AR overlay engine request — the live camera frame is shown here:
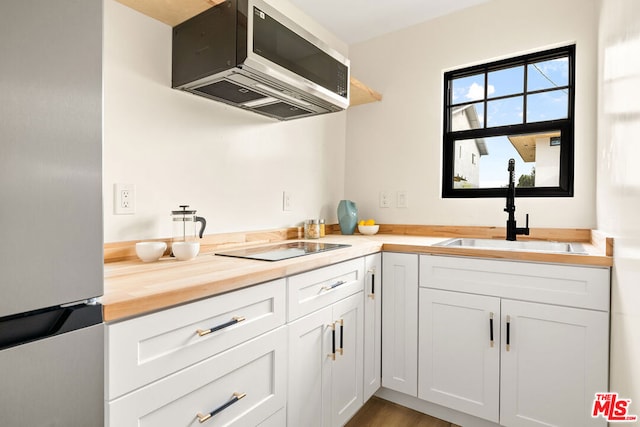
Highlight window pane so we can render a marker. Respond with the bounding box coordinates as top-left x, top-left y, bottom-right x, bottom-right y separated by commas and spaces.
450, 103, 484, 131
527, 58, 569, 91
451, 73, 485, 104
488, 66, 524, 98
487, 96, 523, 127
453, 138, 490, 188
527, 90, 568, 122
452, 131, 561, 189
